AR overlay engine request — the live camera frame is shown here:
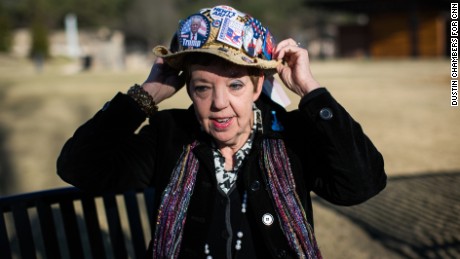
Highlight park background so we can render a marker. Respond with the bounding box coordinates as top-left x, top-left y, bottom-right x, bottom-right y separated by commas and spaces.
0, 0, 458, 258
